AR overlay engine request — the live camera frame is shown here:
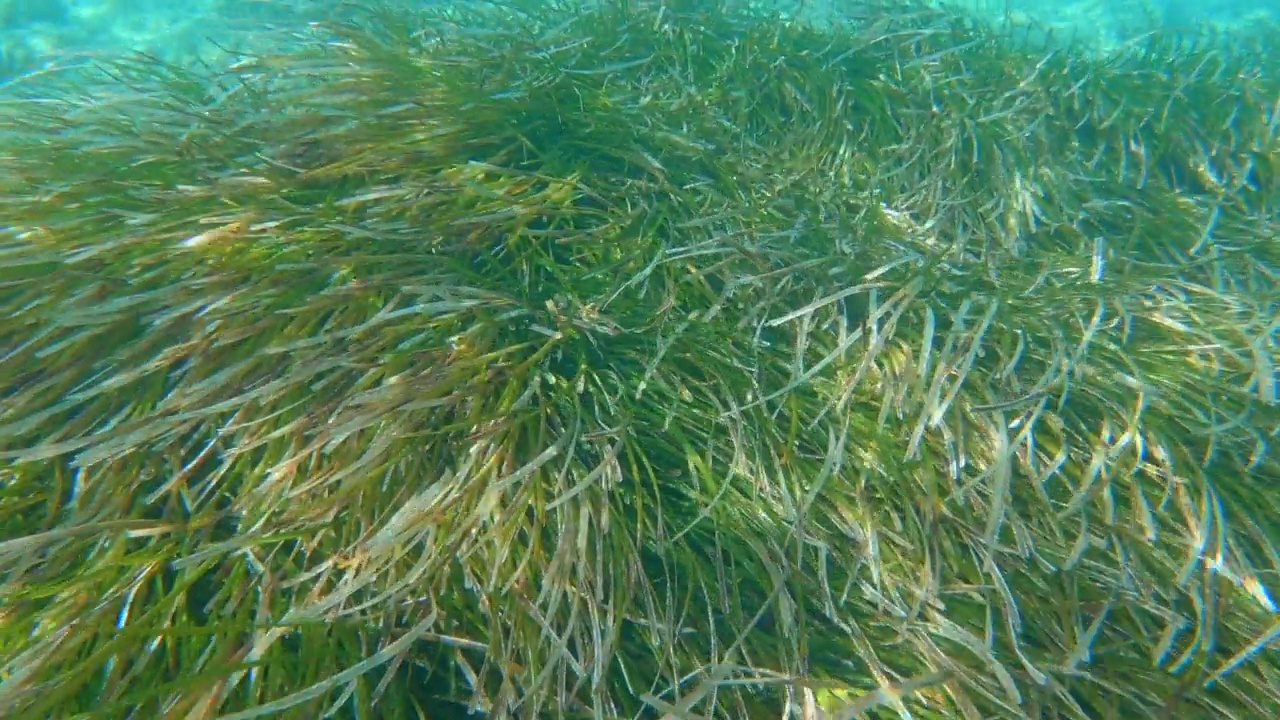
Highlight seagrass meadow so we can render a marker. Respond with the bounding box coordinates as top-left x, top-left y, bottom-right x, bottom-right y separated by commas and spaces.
1, 0, 1279, 718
